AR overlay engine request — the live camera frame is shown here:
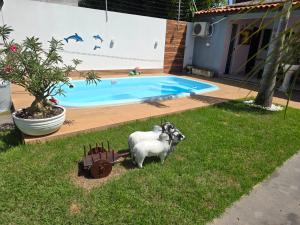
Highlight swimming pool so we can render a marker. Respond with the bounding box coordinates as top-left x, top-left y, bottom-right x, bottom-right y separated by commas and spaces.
56, 76, 218, 107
